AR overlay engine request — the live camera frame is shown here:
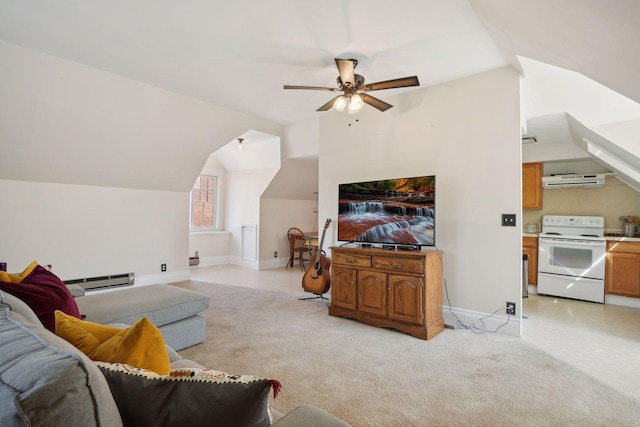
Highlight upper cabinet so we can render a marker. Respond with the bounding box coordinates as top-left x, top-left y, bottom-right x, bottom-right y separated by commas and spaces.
522, 162, 543, 210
